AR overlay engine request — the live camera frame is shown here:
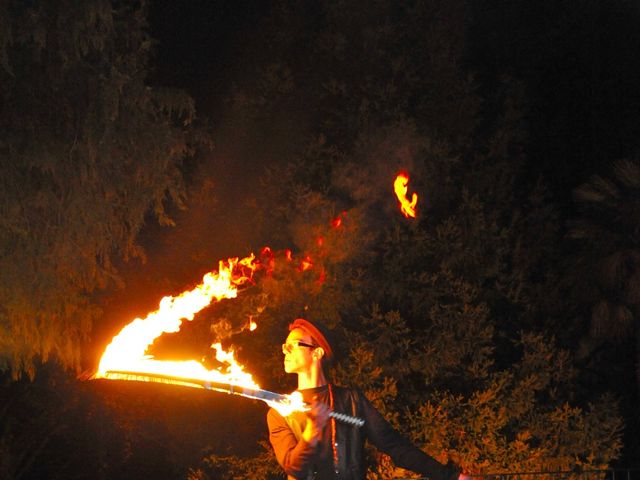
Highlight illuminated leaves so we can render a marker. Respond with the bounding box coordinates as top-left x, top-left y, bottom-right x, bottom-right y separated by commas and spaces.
406, 335, 621, 472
